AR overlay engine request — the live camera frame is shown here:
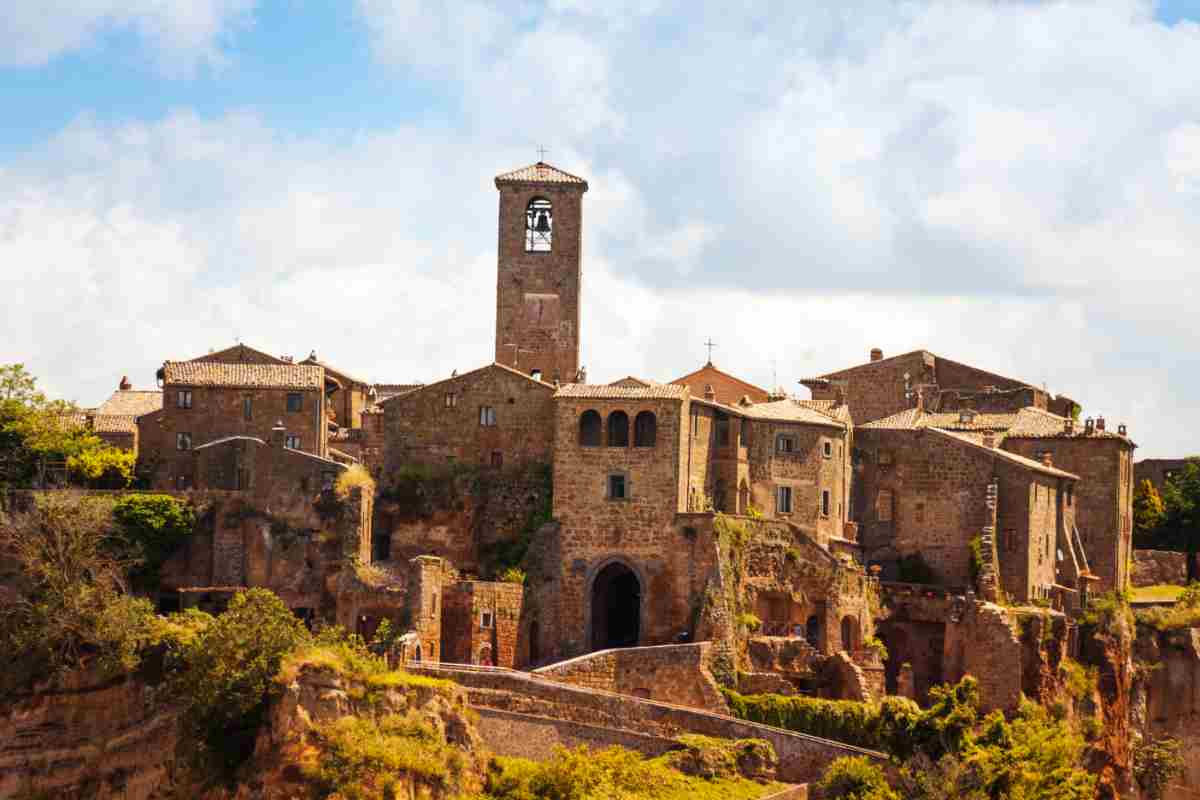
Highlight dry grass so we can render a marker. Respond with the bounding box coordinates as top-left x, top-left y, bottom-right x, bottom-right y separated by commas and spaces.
335, 463, 376, 499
